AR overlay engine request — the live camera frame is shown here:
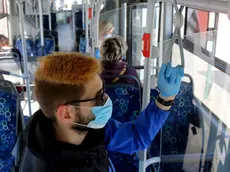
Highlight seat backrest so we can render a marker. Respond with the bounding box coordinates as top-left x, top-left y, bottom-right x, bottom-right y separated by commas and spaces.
79, 34, 86, 54
0, 80, 18, 155
14, 36, 34, 57
43, 30, 59, 51
104, 75, 141, 123
105, 84, 141, 172
105, 86, 141, 123
44, 37, 55, 55
35, 35, 55, 56
104, 76, 141, 172
150, 75, 198, 171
